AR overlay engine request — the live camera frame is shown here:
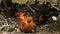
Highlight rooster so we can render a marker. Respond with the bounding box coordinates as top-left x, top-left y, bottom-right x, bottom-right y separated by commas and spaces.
19, 12, 36, 33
